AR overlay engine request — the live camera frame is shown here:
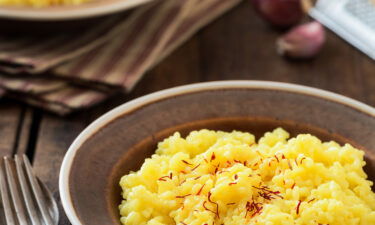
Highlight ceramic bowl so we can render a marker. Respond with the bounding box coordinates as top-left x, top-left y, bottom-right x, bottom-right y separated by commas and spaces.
0, 0, 153, 33
59, 81, 375, 225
